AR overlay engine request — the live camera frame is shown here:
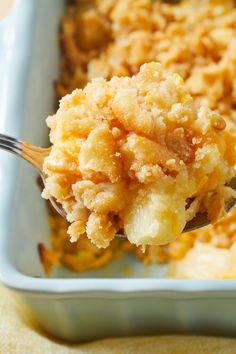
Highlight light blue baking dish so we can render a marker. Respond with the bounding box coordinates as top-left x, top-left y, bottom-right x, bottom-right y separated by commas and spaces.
1, 0, 236, 342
